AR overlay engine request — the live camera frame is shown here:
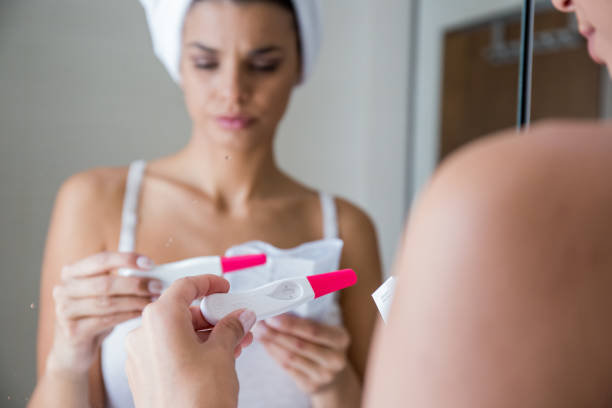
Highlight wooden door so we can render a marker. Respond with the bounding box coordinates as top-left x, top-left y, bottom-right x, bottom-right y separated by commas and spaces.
439, 7, 602, 161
